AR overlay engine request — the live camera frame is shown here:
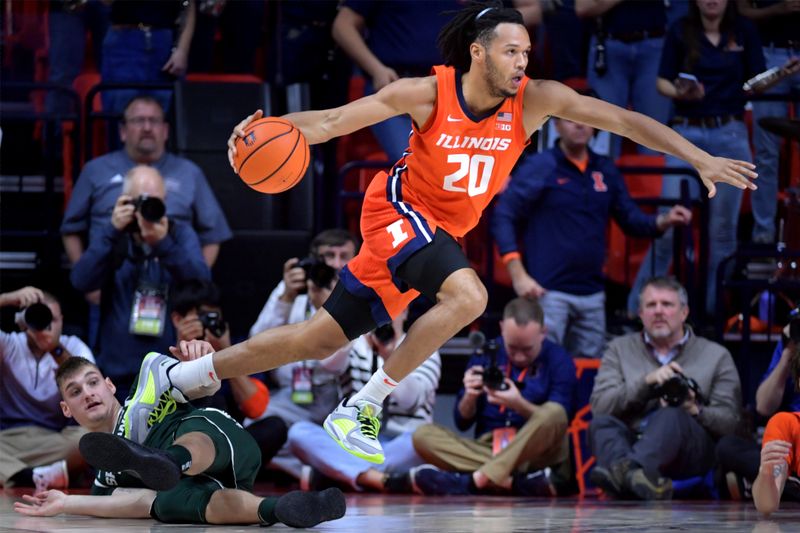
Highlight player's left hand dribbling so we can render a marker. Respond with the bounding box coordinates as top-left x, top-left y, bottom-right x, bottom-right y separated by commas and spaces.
697, 156, 757, 198
227, 109, 264, 170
